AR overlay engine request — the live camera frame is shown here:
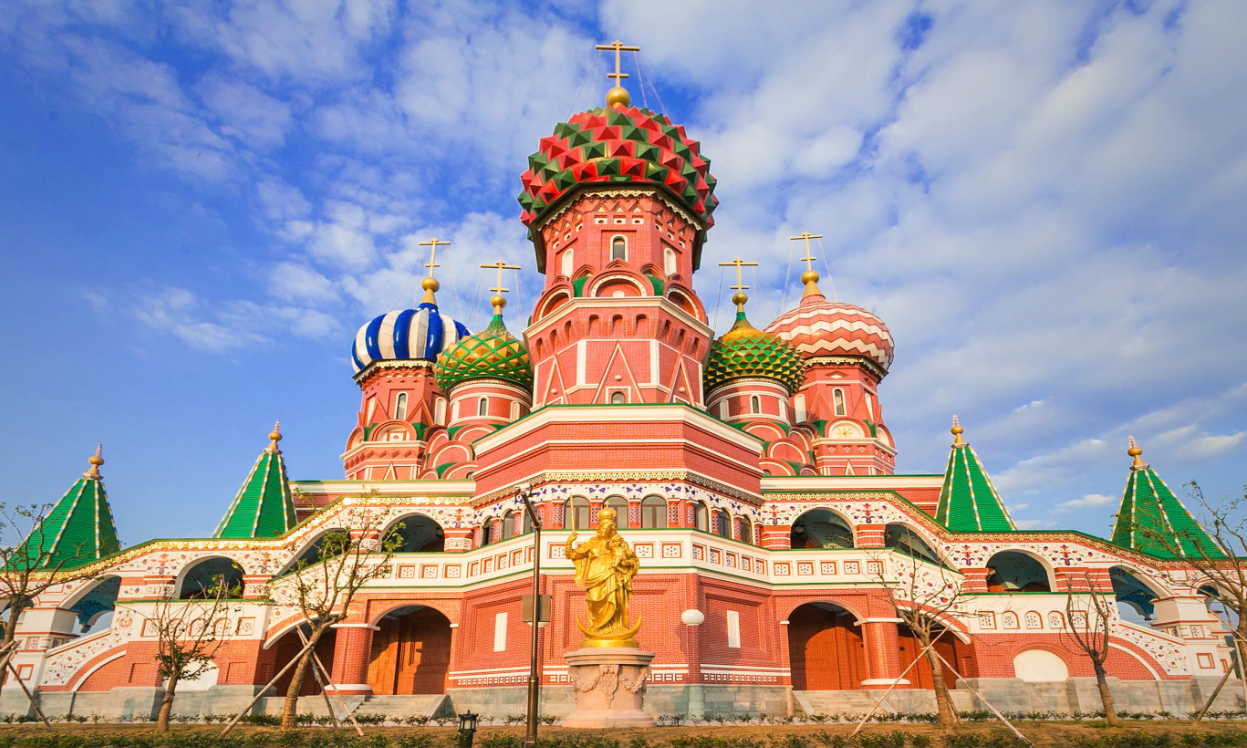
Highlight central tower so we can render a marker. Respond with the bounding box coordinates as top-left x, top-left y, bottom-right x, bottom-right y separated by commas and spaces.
518, 44, 719, 409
